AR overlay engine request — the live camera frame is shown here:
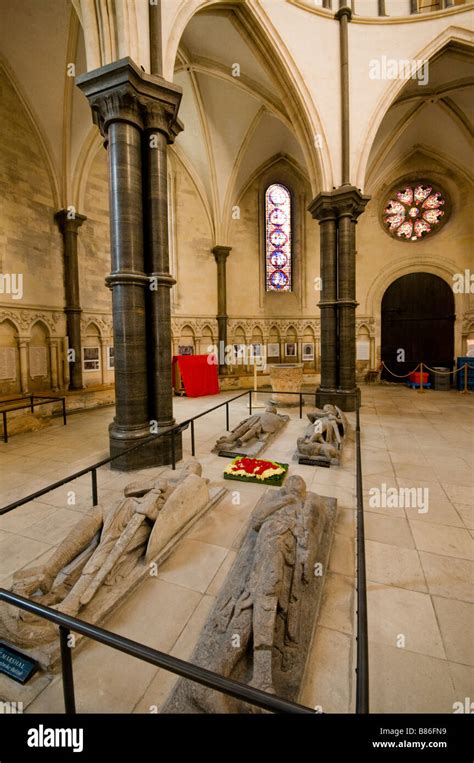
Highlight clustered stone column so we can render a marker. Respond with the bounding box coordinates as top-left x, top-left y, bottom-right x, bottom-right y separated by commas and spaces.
213, 245, 231, 374
77, 58, 183, 470
309, 187, 369, 412
54, 210, 87, 390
